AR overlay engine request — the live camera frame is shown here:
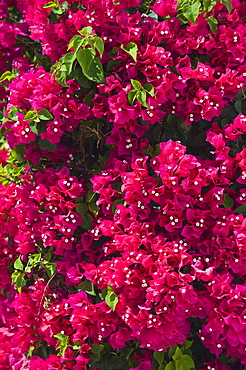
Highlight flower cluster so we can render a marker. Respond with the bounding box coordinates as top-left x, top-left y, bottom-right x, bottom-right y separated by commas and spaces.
1, 0, 246, 369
